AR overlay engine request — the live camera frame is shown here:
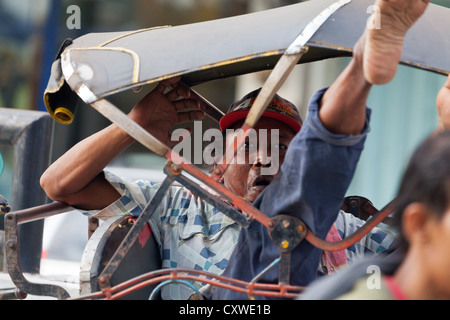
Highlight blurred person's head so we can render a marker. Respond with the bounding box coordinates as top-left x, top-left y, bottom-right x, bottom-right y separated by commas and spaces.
392, 129, 450, 299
